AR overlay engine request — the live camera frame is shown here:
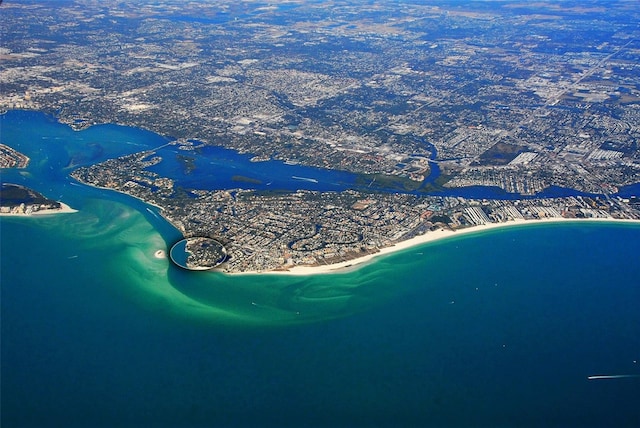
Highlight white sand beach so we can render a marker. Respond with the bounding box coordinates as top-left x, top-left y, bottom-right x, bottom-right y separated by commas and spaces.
0, 202, 78, 217
242, 216, 640, 276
